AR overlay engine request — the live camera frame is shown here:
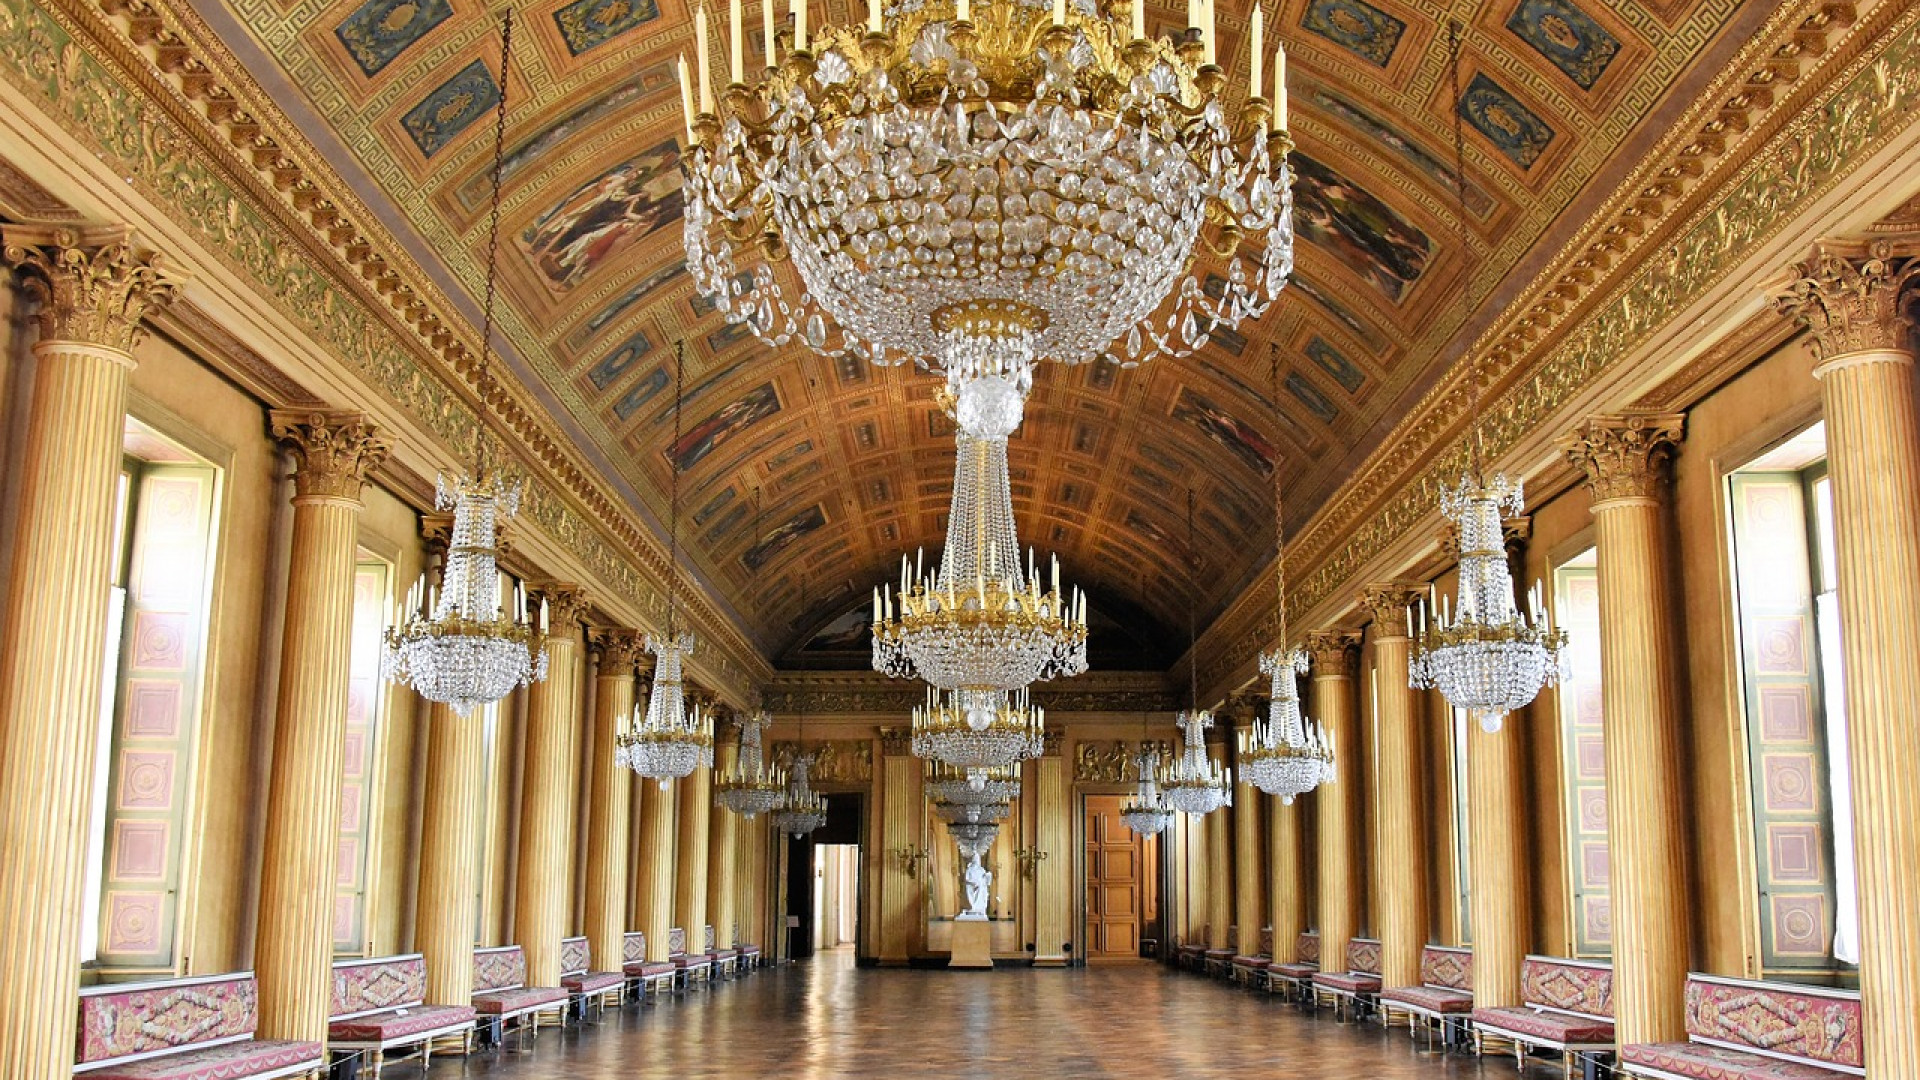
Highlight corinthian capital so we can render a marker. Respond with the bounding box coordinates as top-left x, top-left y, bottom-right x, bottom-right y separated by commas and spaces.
1560, 413, 1685, 505
590, 627, 645, 677
3, 223, 183, 354
530, 582, 591, 631
269, 409, 389, 502
1774, 241, 1920, 363
1361, 582, 1423, 639
1304, 629, 1362, 677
